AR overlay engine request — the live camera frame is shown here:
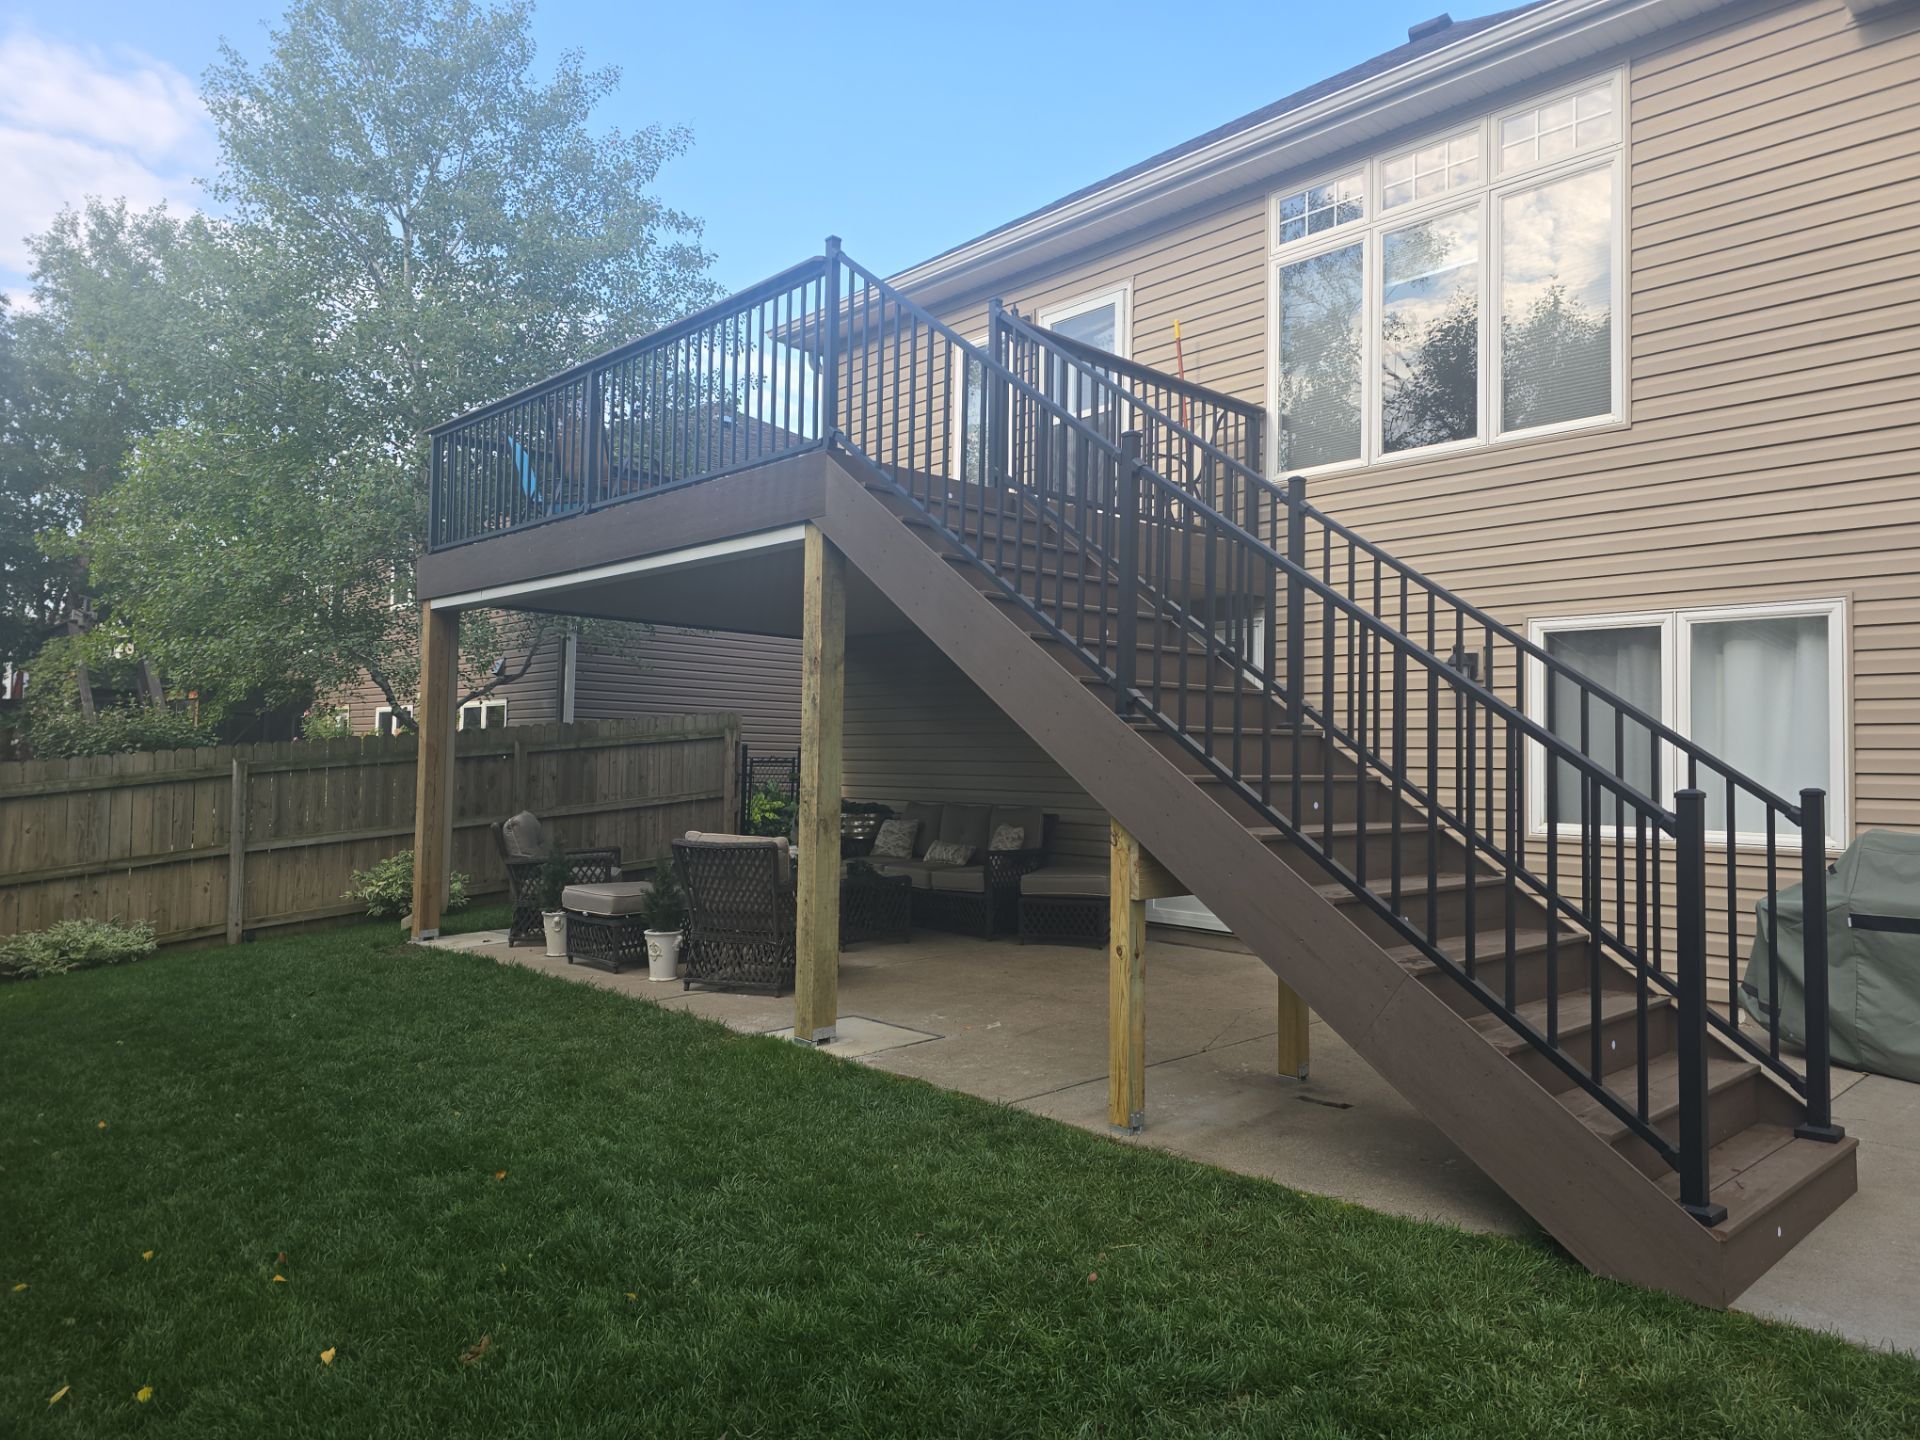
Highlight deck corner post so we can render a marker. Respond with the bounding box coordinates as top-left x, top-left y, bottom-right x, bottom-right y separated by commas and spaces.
1276, 979, 1310, 1081
794, 523, 846, 1045
410, 601, 461, 942
1108, 819, 1147, 1133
